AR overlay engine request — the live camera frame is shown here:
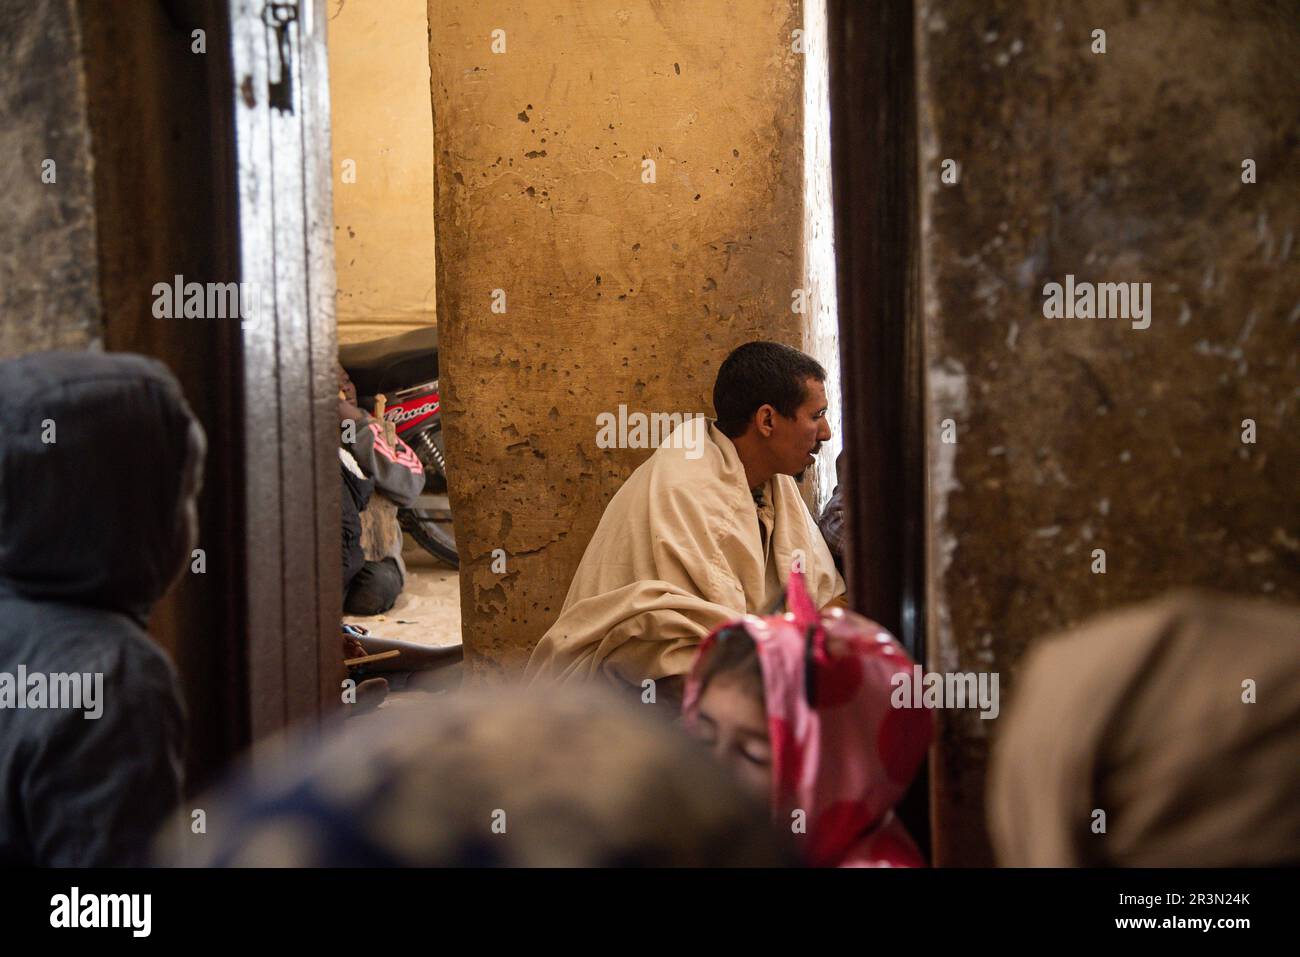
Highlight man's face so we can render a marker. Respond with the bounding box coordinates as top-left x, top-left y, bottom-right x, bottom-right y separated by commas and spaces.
769, 377, 831, 478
